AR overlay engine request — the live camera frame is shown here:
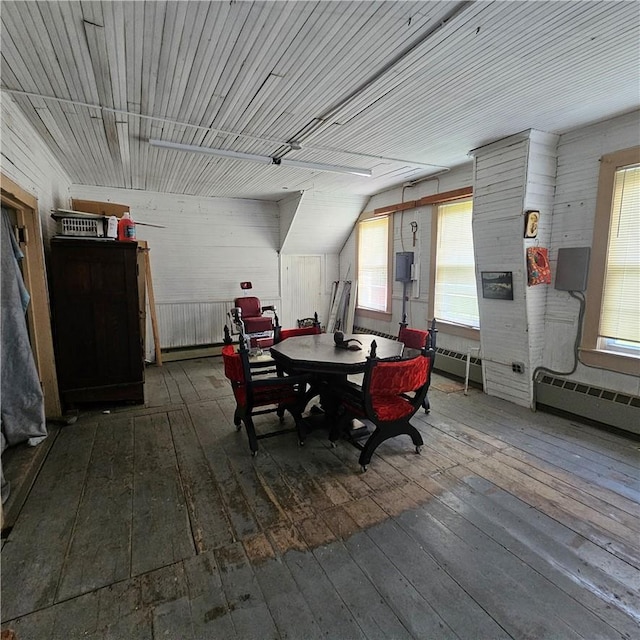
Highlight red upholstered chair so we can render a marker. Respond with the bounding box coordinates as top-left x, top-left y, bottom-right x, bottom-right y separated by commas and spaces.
335, 340, 435, 471
398, 315, 437, 413
229, 285, 279, 349
221, 335, 311, 456
275, 312, 321, 343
